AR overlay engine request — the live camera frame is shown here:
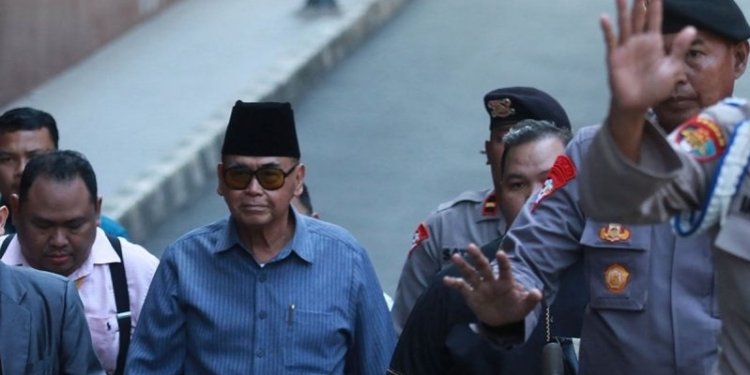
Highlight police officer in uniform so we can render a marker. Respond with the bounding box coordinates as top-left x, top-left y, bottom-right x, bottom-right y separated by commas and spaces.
444, 0, 750, 373
582, 96, 750, 375
391, 87, 572, 333
578, 1, 750, 371
388, 120, 585, 375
